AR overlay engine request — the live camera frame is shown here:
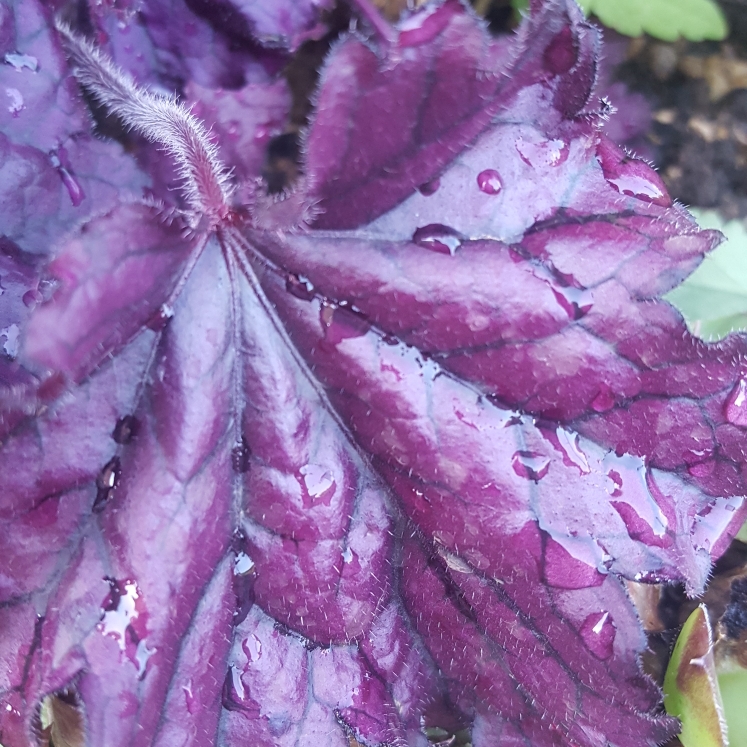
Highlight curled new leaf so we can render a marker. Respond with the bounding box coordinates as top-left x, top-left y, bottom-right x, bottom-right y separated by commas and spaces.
664, 605, 728, 747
